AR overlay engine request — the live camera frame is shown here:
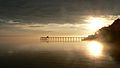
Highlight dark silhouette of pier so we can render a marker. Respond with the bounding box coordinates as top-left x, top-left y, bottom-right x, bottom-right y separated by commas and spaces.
40, 36, 85, 42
